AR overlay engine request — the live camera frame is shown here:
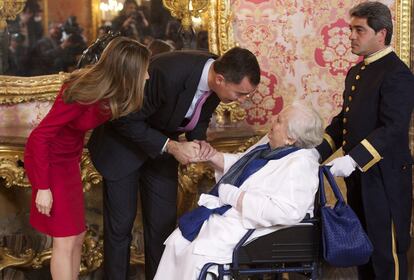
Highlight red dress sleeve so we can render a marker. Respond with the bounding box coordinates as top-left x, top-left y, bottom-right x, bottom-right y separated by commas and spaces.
24, 85, 88, 190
